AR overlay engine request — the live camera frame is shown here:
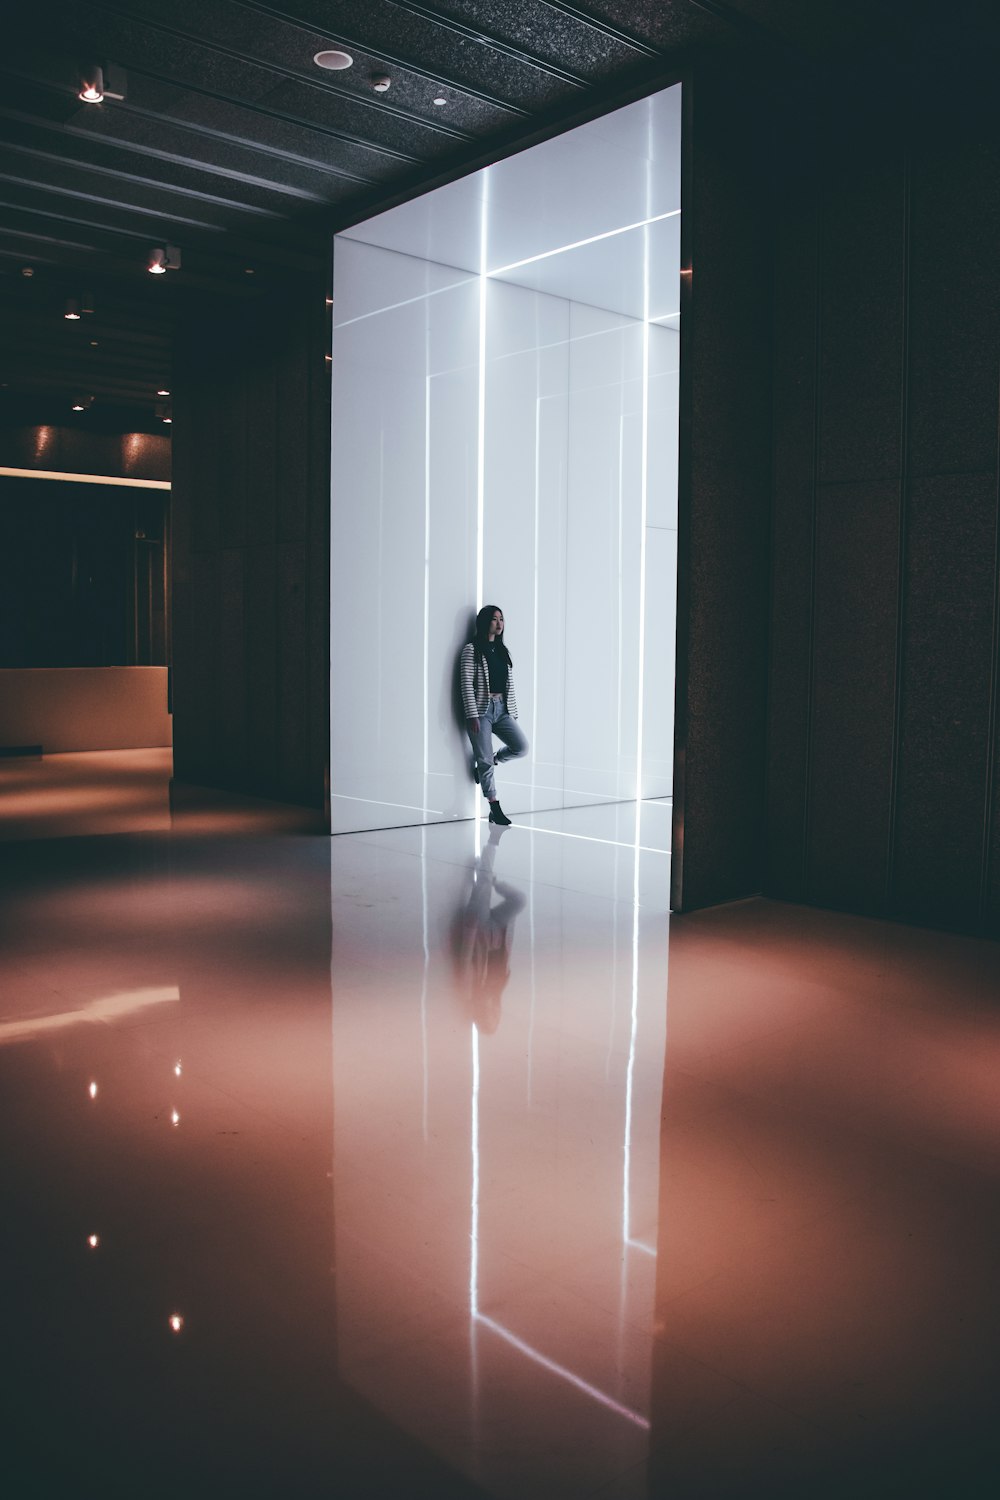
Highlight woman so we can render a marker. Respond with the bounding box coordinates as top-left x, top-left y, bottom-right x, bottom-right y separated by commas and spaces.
461, 605, 528, 825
